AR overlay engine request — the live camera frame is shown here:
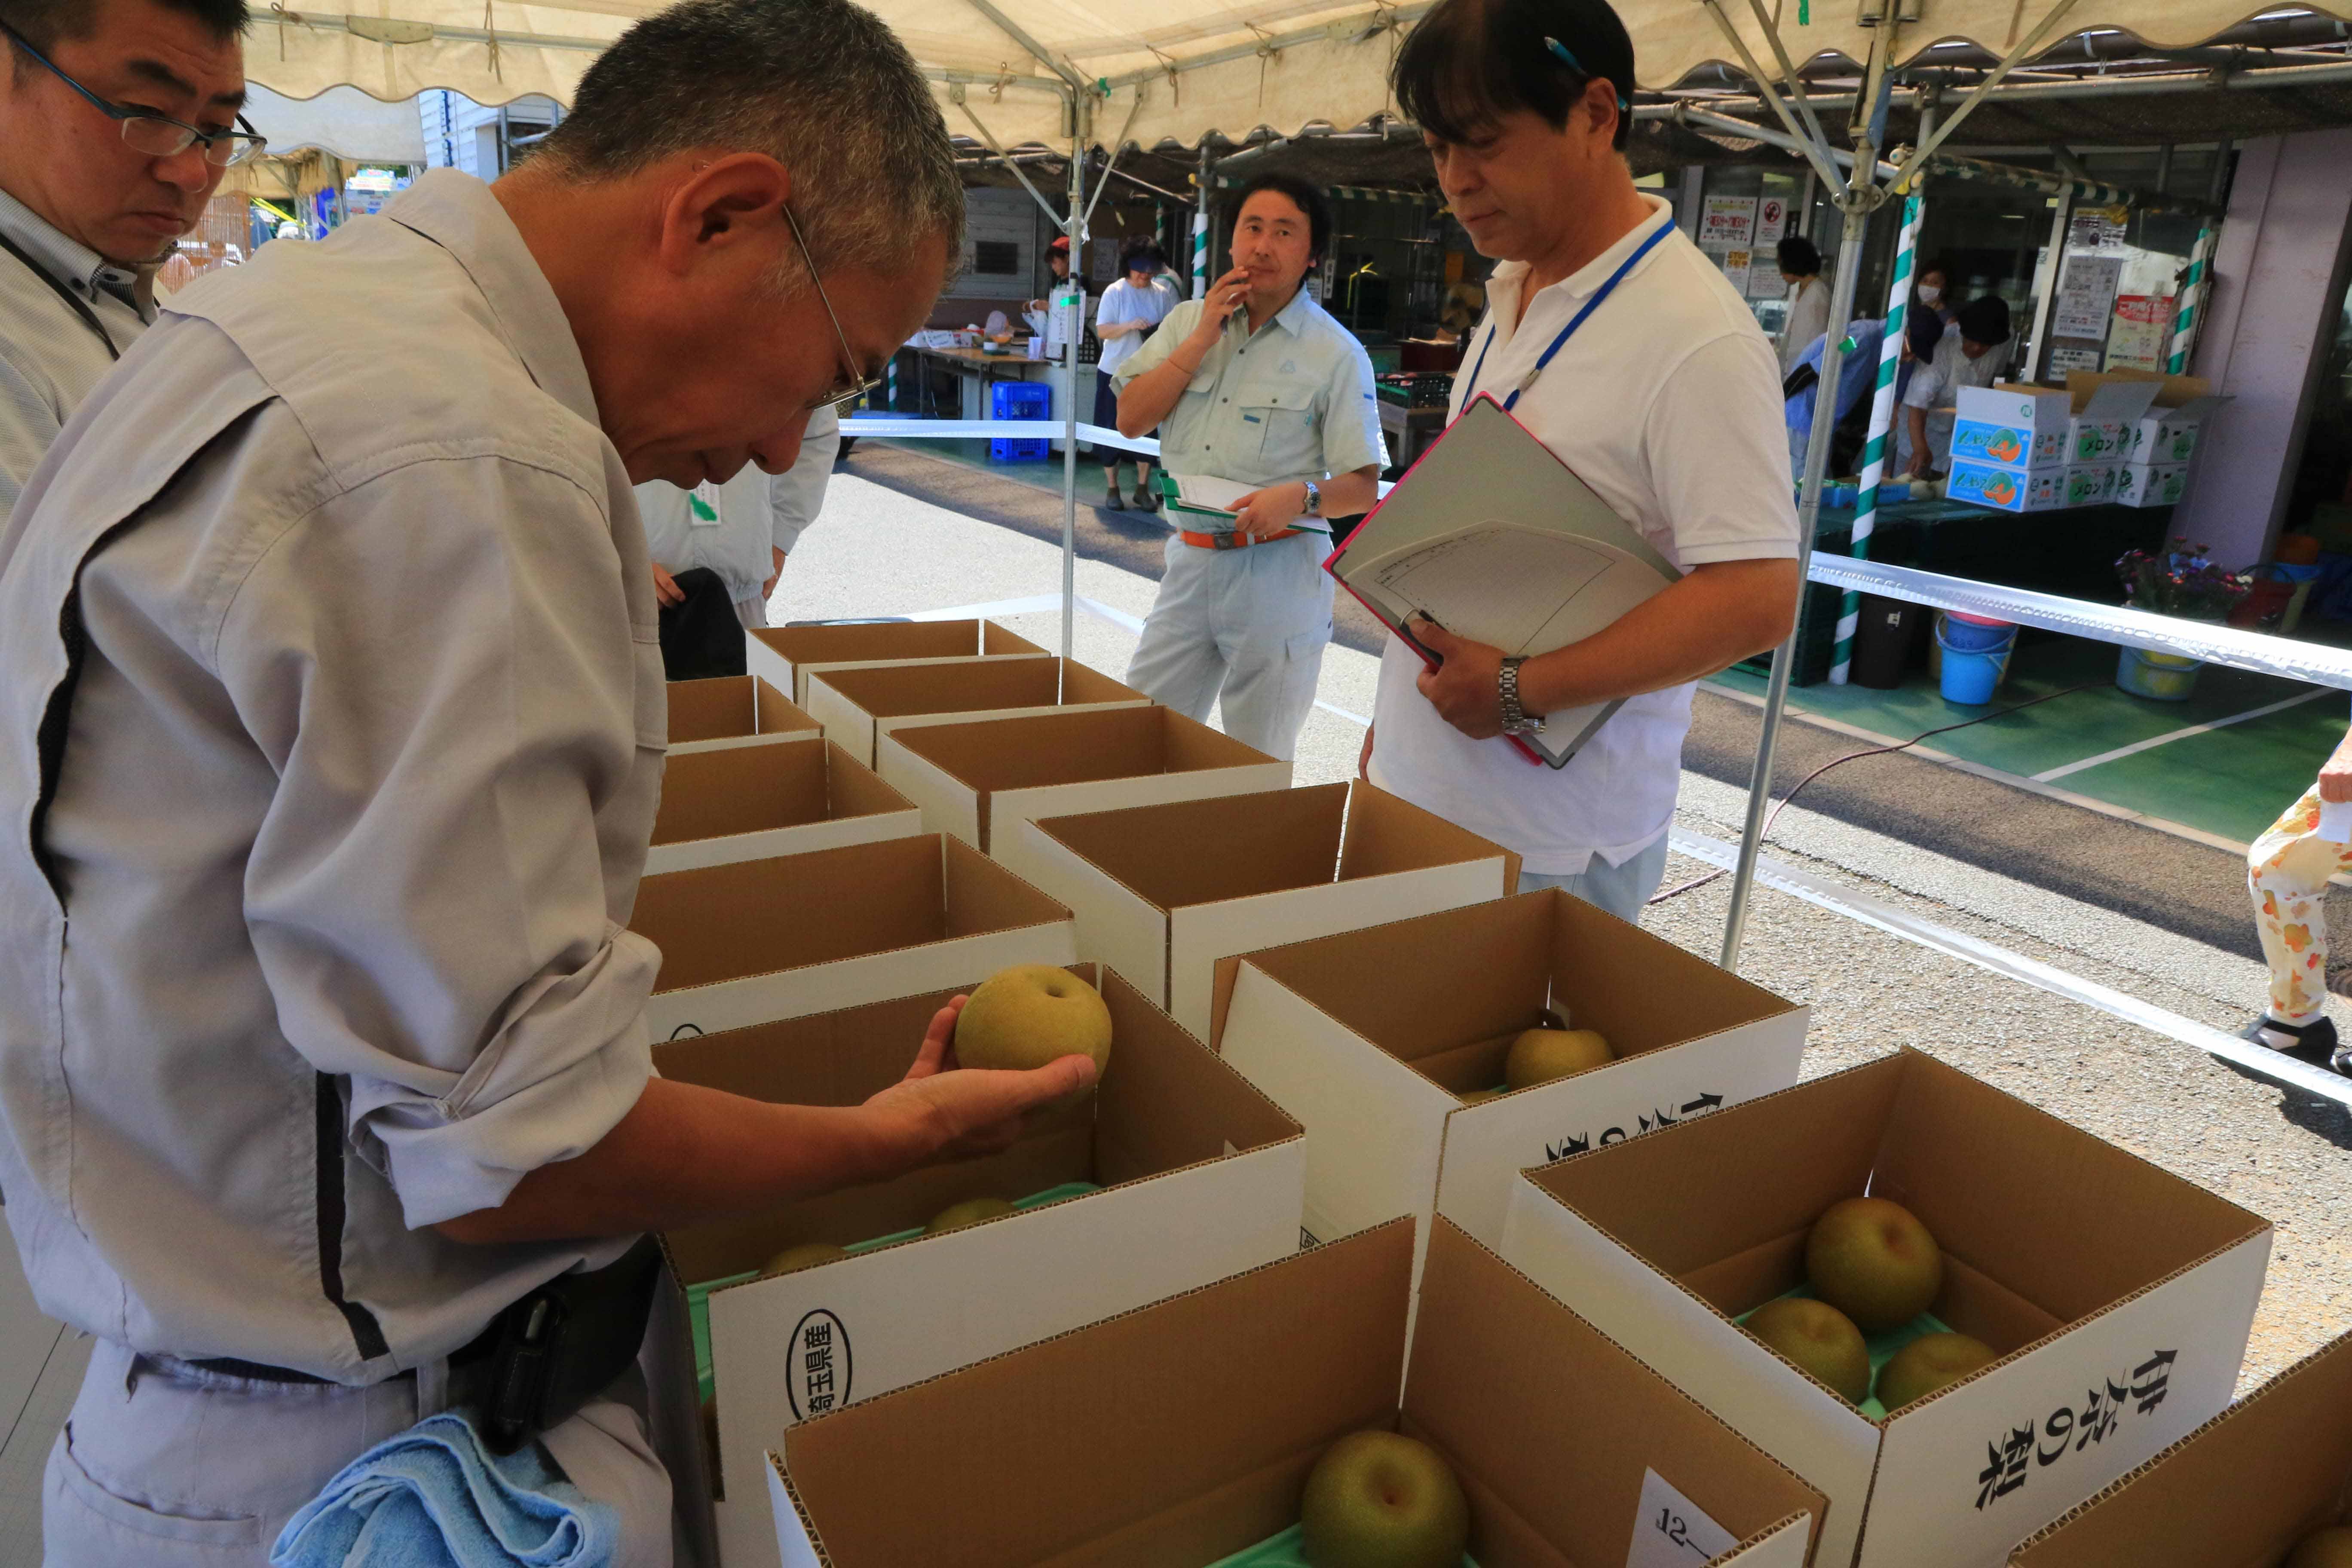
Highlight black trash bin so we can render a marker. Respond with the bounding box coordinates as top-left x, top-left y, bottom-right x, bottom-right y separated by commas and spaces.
1851, 594, 1921, 689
